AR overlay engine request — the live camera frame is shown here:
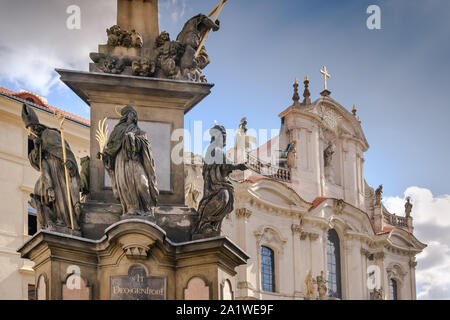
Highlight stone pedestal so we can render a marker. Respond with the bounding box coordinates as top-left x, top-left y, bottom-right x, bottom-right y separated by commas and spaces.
18, 219, 248, 300
56, 69, 214, 206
